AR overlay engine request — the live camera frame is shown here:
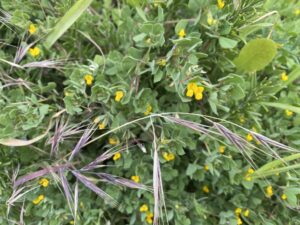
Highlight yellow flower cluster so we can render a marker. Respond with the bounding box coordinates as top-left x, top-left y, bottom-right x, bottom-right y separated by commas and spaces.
28, 24, 37, 34
281, 72, 288, 81
29, 47, 41, 57
113, 152, 121, 161
131, 175, 140, 183
285, 109, 293, 117
244, 168, 254, 181
144, 104, 152, 116
115, 91, 124, 102
235, 207, 250, 224
39, 178, 49, 187
202, 185, 210, 193
163, 152, 175, 161
84, 74, 94, 86
178, 29, 186, 38
217, 0, 225, 9
32, 194, 45, 205
266, 185, 273, 198
186, 82, 204, 100
219, 145, 225, 154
